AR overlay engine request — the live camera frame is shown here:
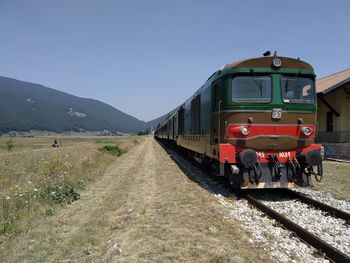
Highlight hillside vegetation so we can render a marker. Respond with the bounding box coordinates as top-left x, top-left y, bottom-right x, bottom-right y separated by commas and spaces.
0, 76, 147, 134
